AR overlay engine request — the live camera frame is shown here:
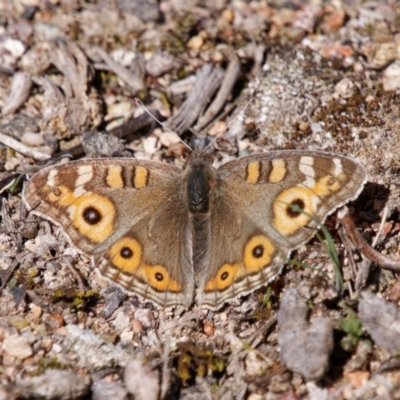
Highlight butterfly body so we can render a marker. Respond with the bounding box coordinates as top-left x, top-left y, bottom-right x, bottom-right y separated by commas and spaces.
23, 149, 366, 309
